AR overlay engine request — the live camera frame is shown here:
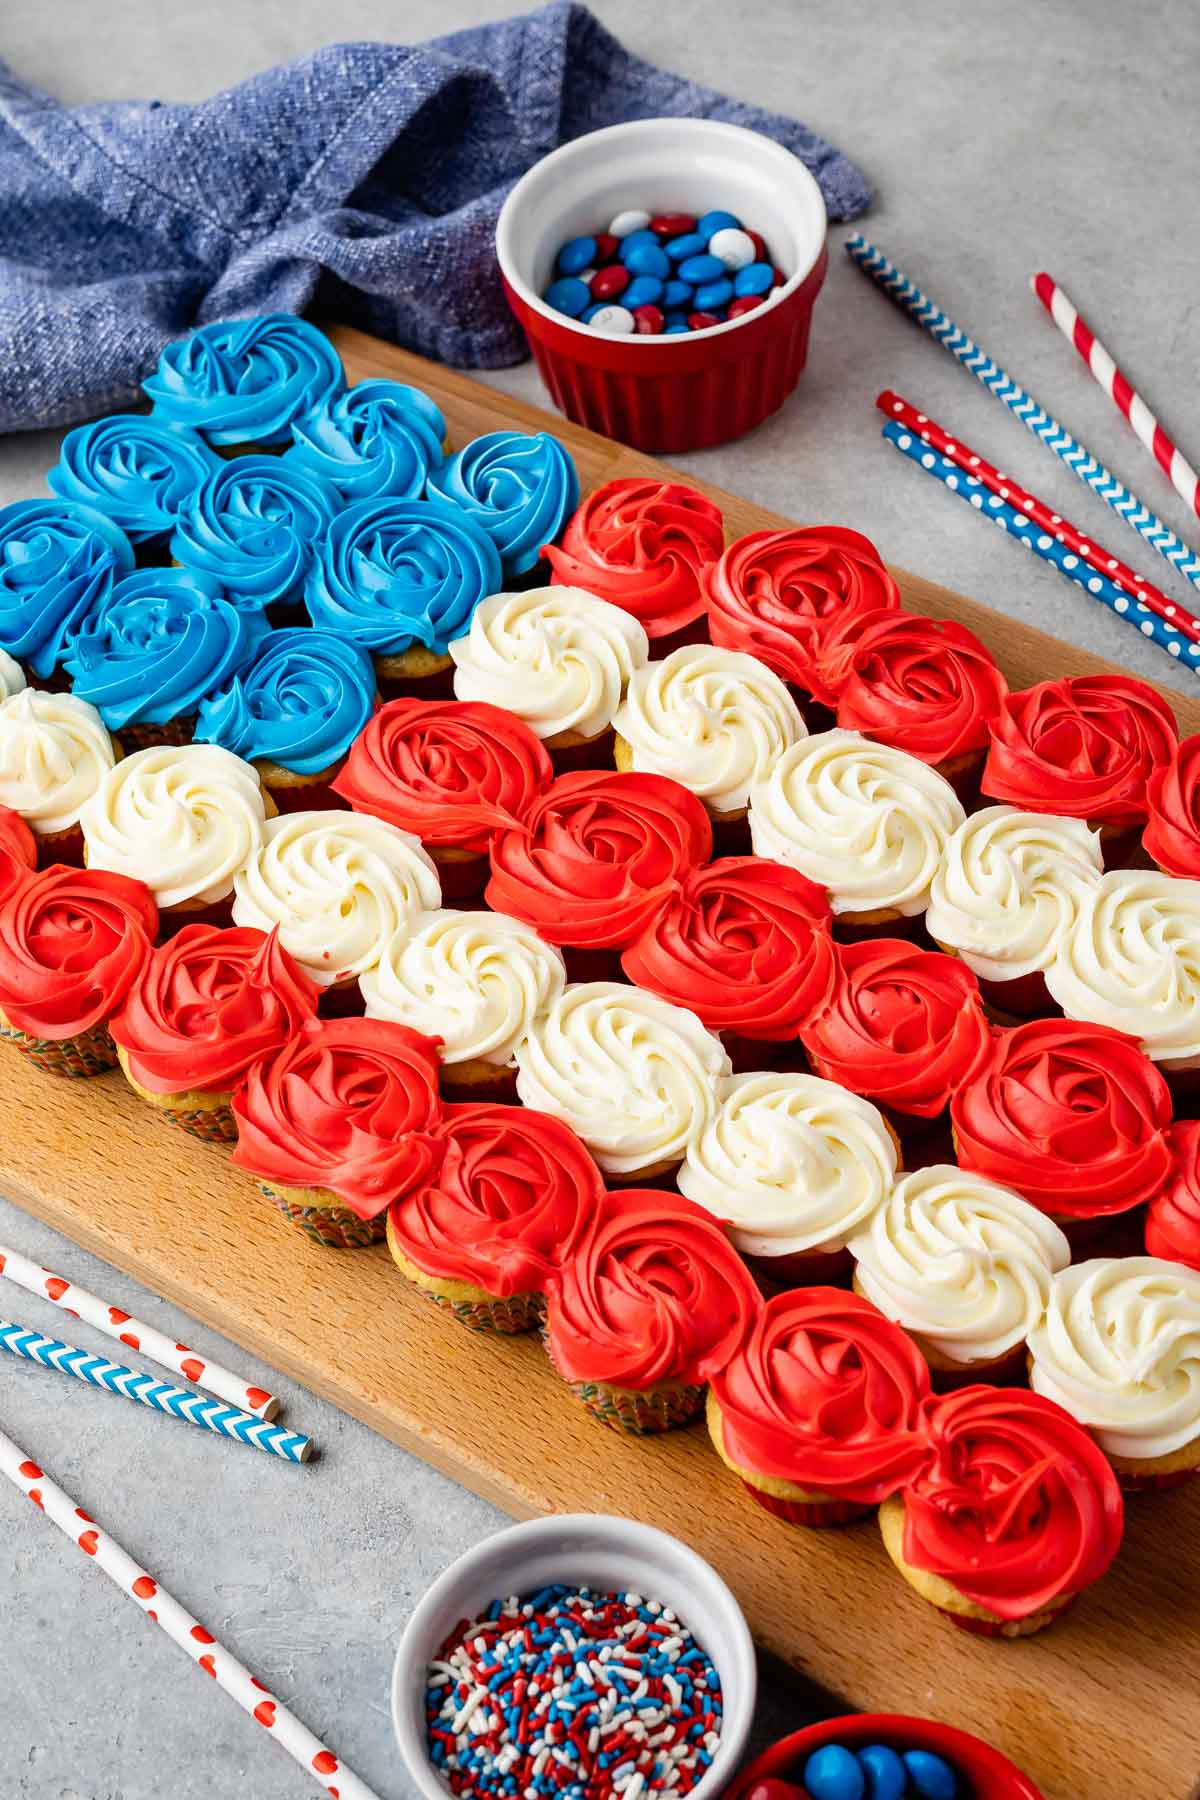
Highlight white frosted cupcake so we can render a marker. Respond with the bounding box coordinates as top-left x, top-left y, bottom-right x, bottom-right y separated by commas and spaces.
613, 644, 806, 819
514, 980, 729, 1179
748, 728, 965, 922
0, 689, 118, 863
0, 649, 27, 700
850, 1165, 1070, 1384
360, 908, 565, 1099
1028, 1257, 1200, 1489
678, 1070, 898, 1283
232, 809, 440, 991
